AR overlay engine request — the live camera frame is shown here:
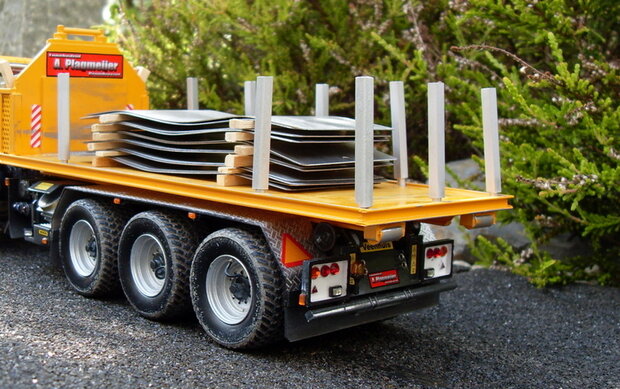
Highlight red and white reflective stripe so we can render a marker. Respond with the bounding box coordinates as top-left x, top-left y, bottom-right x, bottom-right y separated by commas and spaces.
125, 104, 134, 110
30, 104, 42, 148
